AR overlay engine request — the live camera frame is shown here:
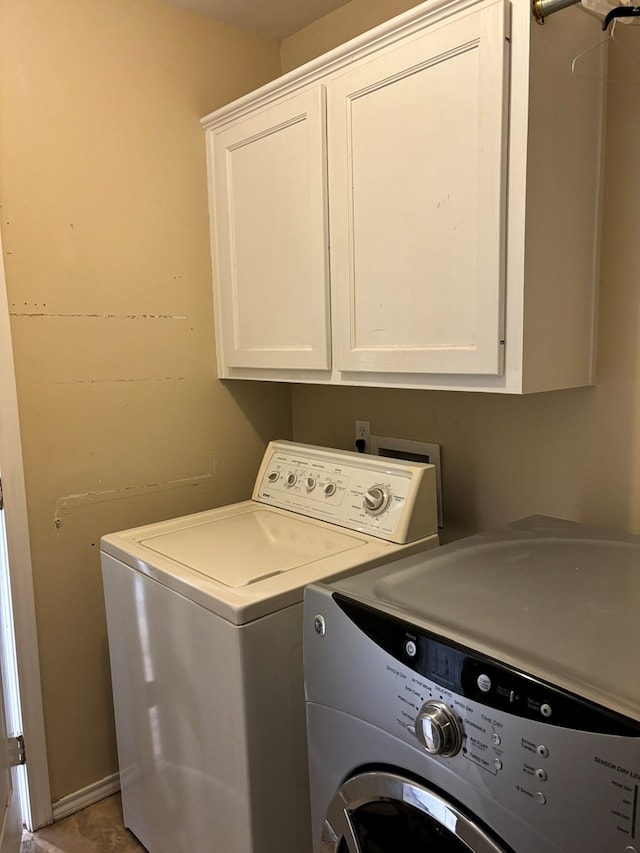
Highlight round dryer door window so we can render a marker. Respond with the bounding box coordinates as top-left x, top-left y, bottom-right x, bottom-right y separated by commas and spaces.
321, 772, 510, 853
